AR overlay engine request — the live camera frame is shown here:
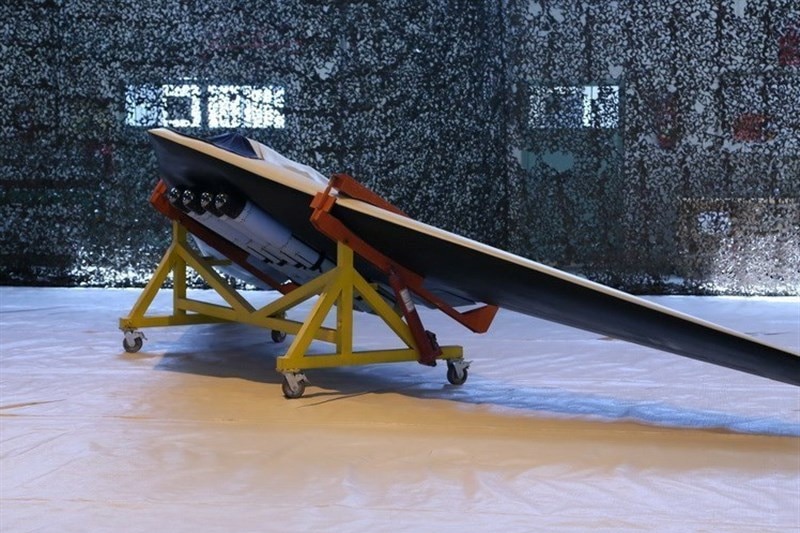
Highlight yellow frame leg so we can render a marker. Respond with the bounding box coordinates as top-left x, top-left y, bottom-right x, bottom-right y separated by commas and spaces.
119, 221, 309, 339
119, 222, 241, 331
275, 242, 463, 372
